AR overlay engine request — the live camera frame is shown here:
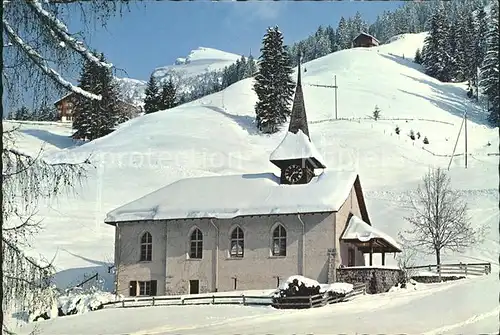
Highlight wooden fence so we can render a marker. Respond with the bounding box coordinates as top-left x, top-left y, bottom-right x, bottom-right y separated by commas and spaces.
101, 283, 367, 310
405, 262, 491, 277
272, 282, 367, 309
102, 293, 273, 309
